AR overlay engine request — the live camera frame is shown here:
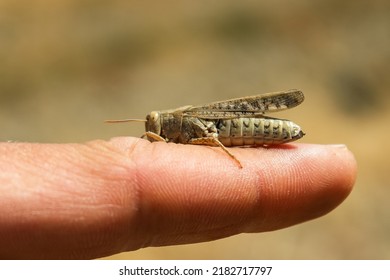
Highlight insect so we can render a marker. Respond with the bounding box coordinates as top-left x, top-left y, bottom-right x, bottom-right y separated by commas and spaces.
106, 89, 305, 168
